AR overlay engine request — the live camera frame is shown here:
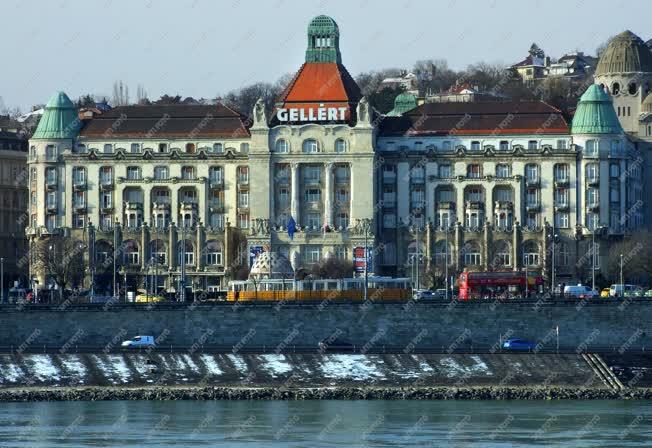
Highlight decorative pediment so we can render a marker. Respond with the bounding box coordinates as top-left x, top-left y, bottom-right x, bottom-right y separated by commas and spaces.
87, 148, 98, 160
455, 145, 466, 155
512, 144, 524, 155
225, 147, 237, 159
142, 148, 154, 159
541, 144, 553, 154
197, 149, 207, 159
114, 148, 126, 160
484, 145, 496, 155
169, 148, 181, 159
